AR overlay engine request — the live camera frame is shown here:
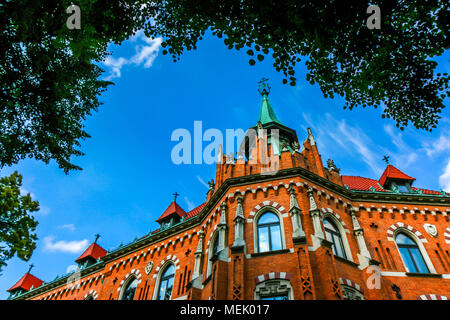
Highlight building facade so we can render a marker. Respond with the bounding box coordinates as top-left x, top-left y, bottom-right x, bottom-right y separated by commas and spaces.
7, 84, 450, 300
